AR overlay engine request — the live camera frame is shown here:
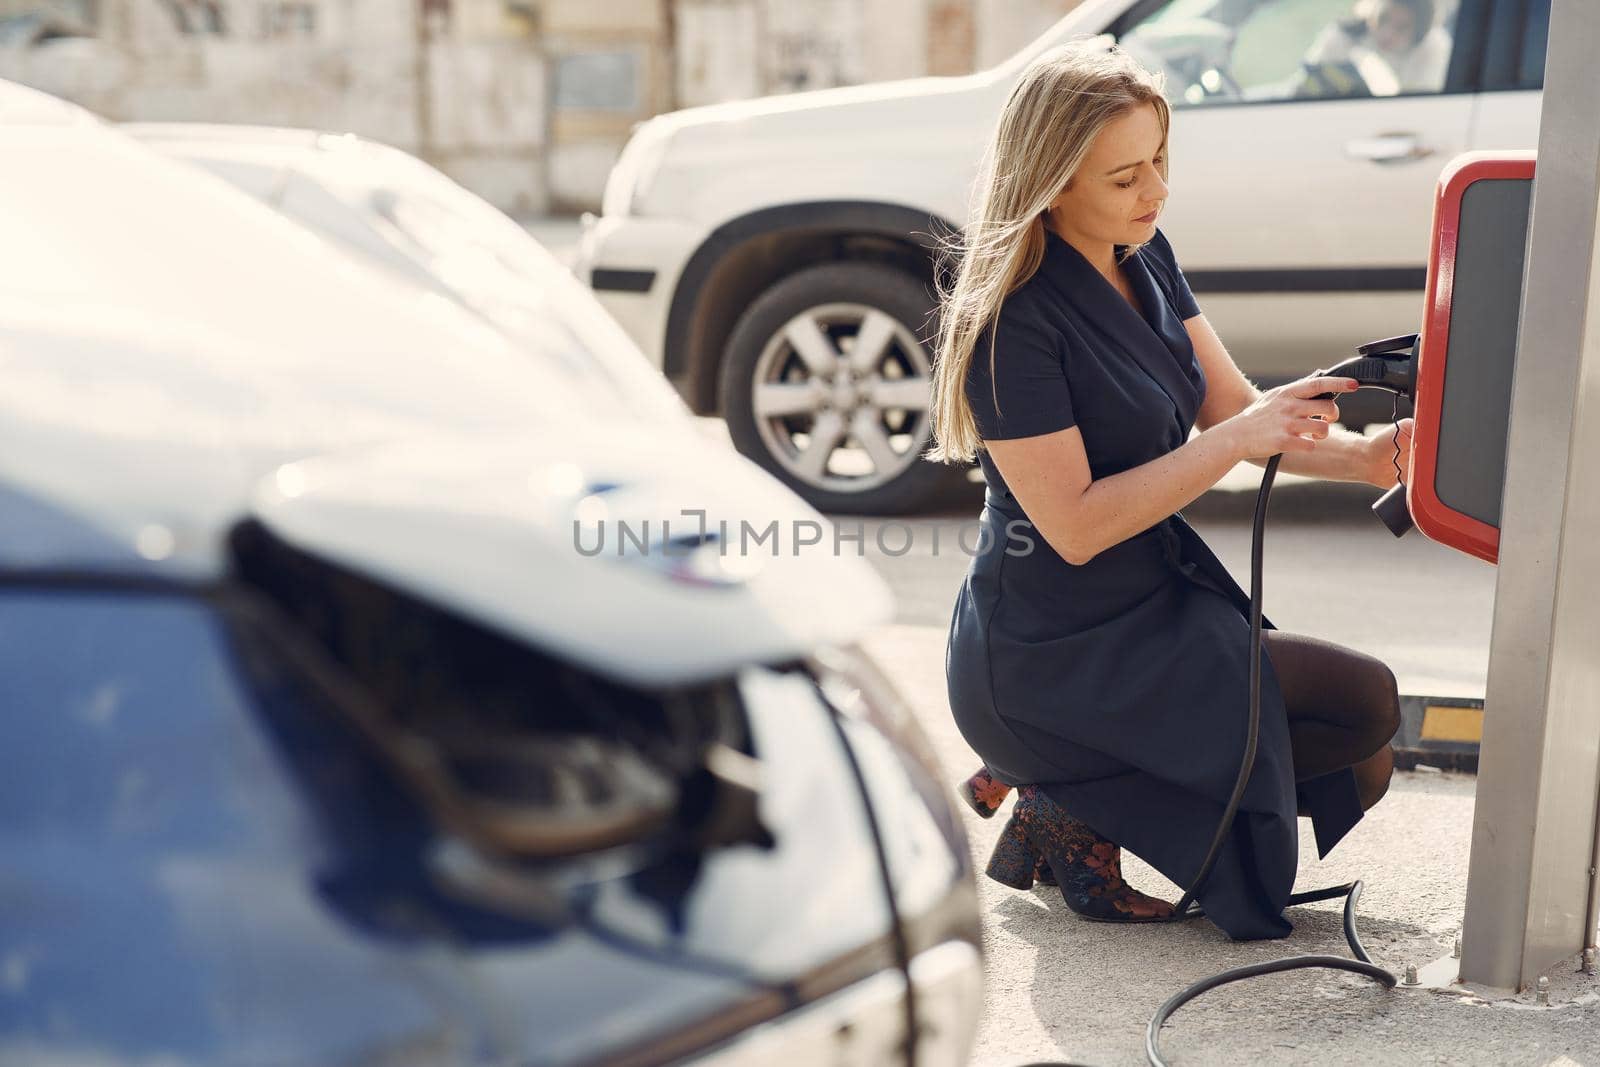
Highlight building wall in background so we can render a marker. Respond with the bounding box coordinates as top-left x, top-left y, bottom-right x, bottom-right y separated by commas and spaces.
541, 0, 671, 212
0, 0, 1085, 214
